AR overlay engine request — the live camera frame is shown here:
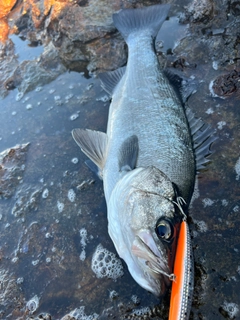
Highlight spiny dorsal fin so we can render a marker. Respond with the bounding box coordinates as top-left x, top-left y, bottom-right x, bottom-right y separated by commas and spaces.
164, 69, 197, 103
72, 129, 108, 170
99, 66, 126, 96
186, 108, 217, 172
118, 135, 139, 172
